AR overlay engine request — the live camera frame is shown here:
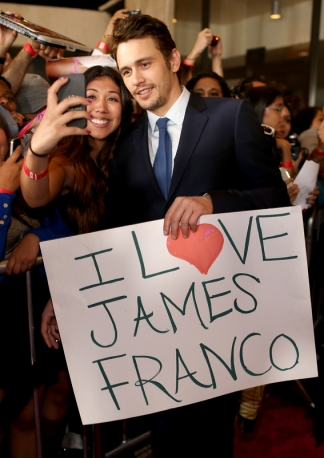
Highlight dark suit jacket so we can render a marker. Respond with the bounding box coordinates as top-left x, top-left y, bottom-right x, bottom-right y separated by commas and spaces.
108, 93, 290, 227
